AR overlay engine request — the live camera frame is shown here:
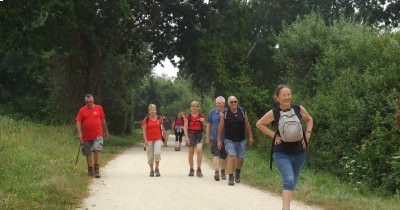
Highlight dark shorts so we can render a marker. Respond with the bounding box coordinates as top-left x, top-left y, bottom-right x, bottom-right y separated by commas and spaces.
210, 140, 227, 159
187, 132, 203, 147
82, 137, 103, 156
